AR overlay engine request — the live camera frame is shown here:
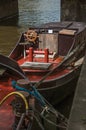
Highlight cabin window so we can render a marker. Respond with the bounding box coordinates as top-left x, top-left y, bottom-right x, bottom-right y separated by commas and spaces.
48, 30, 53, 34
